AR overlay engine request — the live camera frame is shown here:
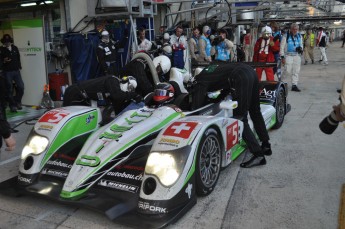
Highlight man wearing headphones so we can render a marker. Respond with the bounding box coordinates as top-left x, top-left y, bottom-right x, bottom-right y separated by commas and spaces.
198, 25, 212, 62
0, 34, 24, 113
